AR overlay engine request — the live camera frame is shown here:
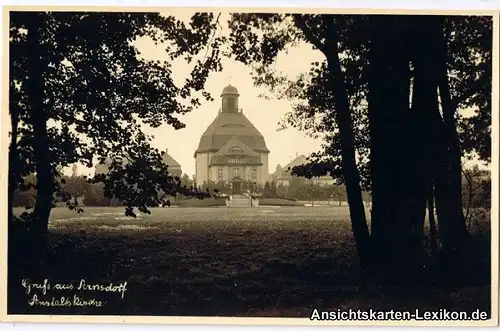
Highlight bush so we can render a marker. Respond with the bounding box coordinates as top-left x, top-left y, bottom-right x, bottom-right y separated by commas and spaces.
82, 184, 124, 206
82, 194, 111, 206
